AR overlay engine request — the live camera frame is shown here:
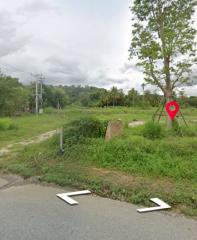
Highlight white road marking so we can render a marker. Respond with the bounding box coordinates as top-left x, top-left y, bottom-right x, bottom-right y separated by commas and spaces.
137, 198, 171, 213
56, 190, 91, 205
